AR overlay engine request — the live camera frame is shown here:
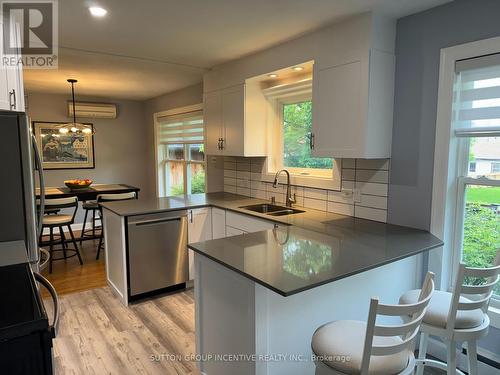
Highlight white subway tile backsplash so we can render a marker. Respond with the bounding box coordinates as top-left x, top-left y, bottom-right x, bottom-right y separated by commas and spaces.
224, 169, 237, 178
236, 171, 251, 180
224, 184, 237, 194
223, 177, 237, 186
342, 159, 356, 169
222, 157, 390, 222
358, 194, 388, 210
355, 169, 389, 184
236, 163, 251, 172
251, 189, 267, 200
237, 187, 251, 196
328, 201, 355, 216
342, 169, 356, 181
328, 190, 354, 204
237, 179, 250, 188
303, 187, 328, 201
303, 197, 327, 211
355, 159, 389, 170
355, 181, 388, 196
355, 206, 387, 222
251, 180, 267, 191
